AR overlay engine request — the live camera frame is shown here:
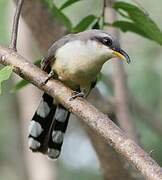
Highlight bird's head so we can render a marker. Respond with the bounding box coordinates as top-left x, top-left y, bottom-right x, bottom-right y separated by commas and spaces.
78, 29, 130, 64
